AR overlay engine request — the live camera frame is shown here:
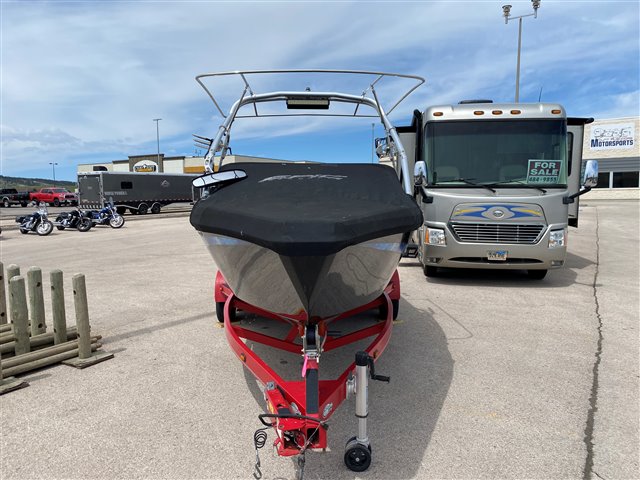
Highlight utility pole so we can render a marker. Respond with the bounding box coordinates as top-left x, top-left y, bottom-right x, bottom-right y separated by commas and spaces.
153, 118, 162, 172
49, 162, 58, 187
